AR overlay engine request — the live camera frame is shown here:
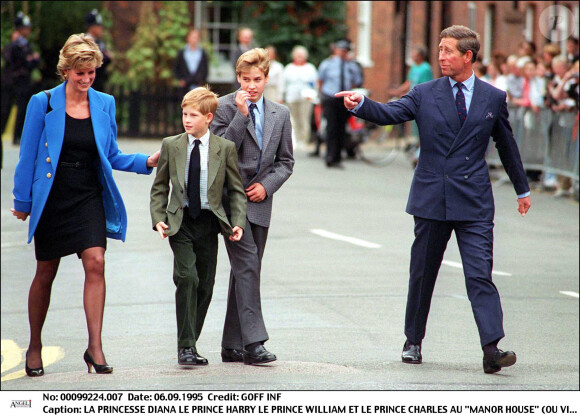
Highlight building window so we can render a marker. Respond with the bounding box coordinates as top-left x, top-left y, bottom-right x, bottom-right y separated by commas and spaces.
525, 5, 535, 42
357, 1, 373, 67
483, 5, 495, 65
197, 1, 240, 83
468, 2, 477, 30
